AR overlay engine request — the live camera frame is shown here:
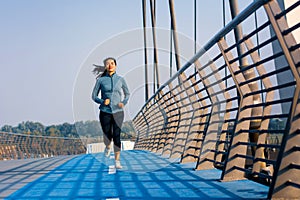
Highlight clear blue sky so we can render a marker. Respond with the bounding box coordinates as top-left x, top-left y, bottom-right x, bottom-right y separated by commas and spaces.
0, 0, 252, 126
